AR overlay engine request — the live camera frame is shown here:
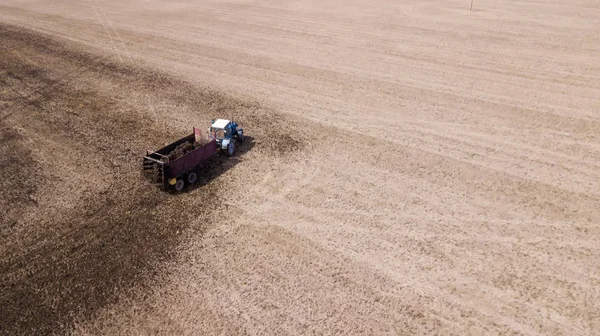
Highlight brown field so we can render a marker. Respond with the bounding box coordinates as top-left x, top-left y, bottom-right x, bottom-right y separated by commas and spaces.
1, 0, 599, 334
